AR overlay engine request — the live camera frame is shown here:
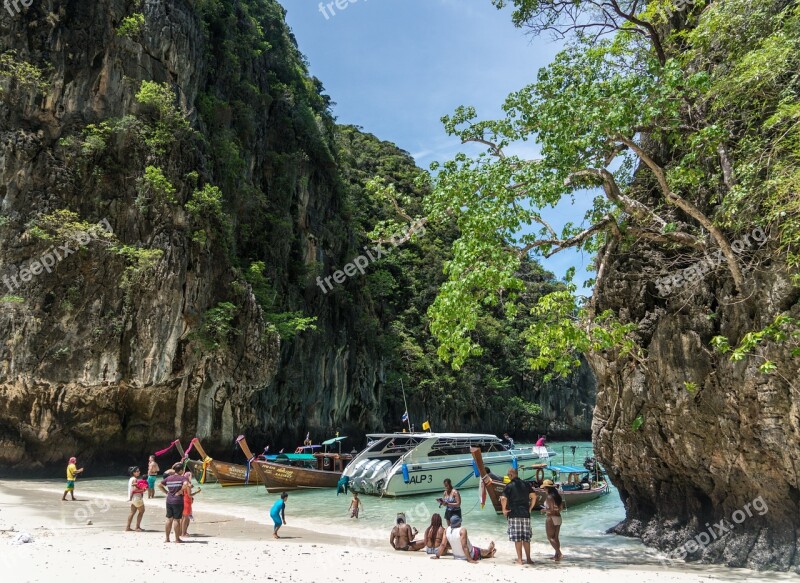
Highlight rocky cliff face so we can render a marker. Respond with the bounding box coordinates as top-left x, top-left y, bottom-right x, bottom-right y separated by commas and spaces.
592, 253, 799, 571
0, 0, 594, 471
587, 0, 800, 570
0, 0, 282, 469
